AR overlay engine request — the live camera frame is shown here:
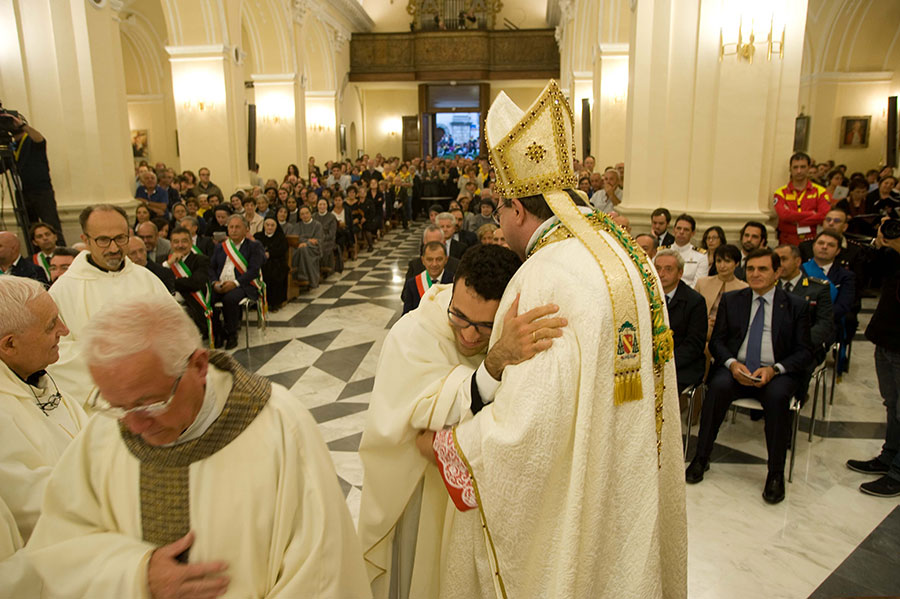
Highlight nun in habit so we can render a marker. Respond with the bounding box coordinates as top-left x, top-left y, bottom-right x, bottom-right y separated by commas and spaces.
291, 205, 323, 289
